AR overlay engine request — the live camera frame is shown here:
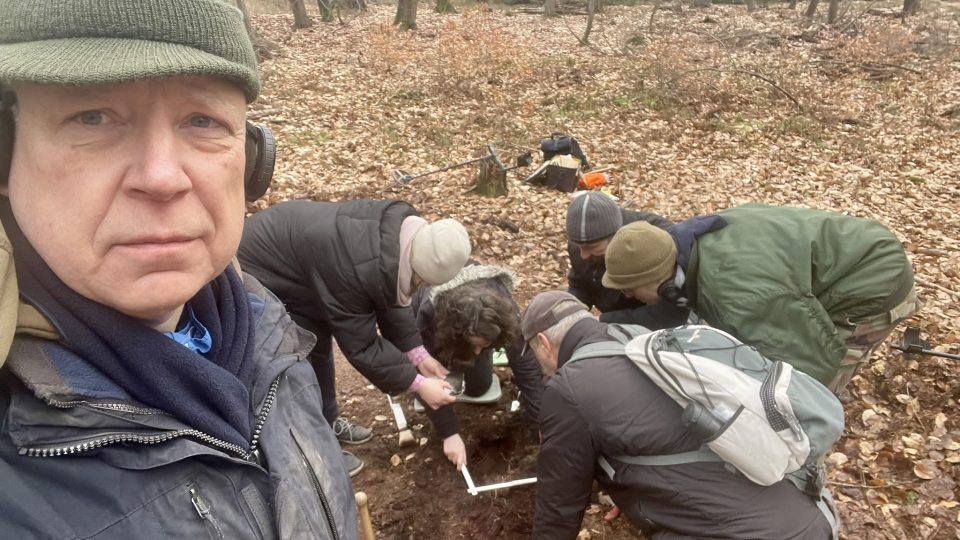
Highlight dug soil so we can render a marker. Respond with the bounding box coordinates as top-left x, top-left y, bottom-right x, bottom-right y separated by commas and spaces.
336, 350, 639, 539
